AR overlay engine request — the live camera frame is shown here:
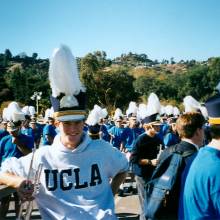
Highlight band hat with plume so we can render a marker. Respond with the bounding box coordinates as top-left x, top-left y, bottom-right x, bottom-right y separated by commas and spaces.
126, 101, 138, 118
2, 108, 9, 122
29, 106, 36, 116
44, 107, 54, 121
113, 108, 123, 121
86, 105, 107, 126
86, 105, 106, 136
49, 45, 86, 122
6, 102, 25, 131
183, 96, 202, 113
164, 105, 174, 117
173, 106, 180, 117
137, 103, 148, 121
22, 106, 30, 116
205, 82, 220, 124
141, 93, 161, 125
